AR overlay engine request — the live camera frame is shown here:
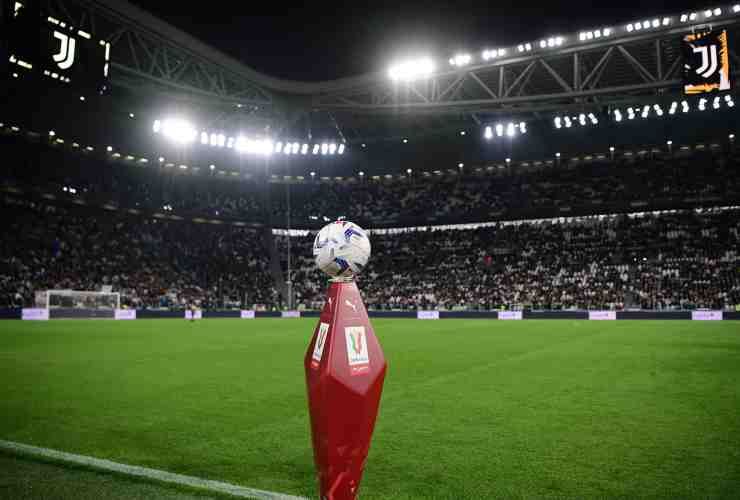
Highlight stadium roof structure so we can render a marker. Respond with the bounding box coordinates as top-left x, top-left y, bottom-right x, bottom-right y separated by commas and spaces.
45, 0, 740, 145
